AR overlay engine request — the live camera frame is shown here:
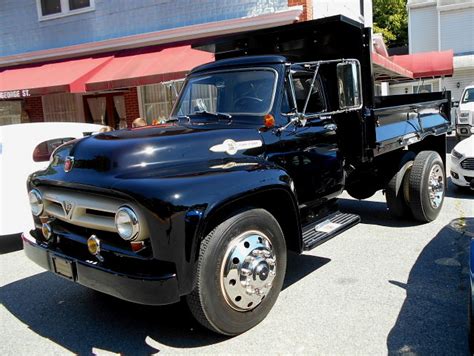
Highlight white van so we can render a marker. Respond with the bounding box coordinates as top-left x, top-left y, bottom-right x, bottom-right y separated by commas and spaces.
0, 122, 103, 236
